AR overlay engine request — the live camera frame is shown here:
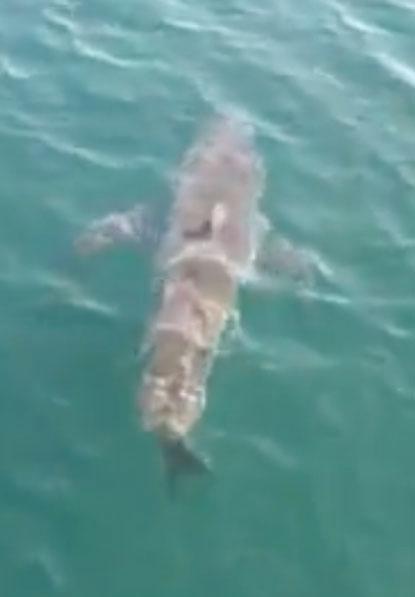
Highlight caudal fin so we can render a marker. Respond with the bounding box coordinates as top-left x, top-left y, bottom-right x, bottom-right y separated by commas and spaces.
160, 437, 210, 492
